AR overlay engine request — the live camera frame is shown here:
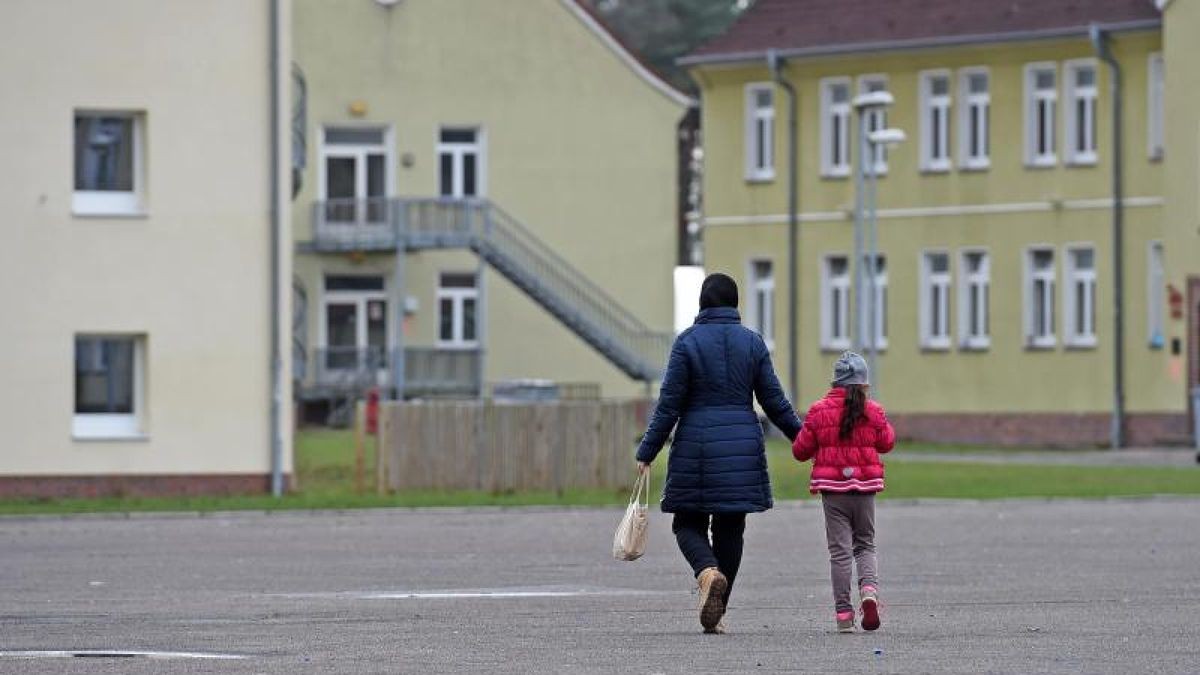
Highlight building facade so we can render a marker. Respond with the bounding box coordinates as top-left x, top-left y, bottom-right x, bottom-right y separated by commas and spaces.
0, 0, 293, 495
684, 0, 1196, 446
290, 0, 690, 421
